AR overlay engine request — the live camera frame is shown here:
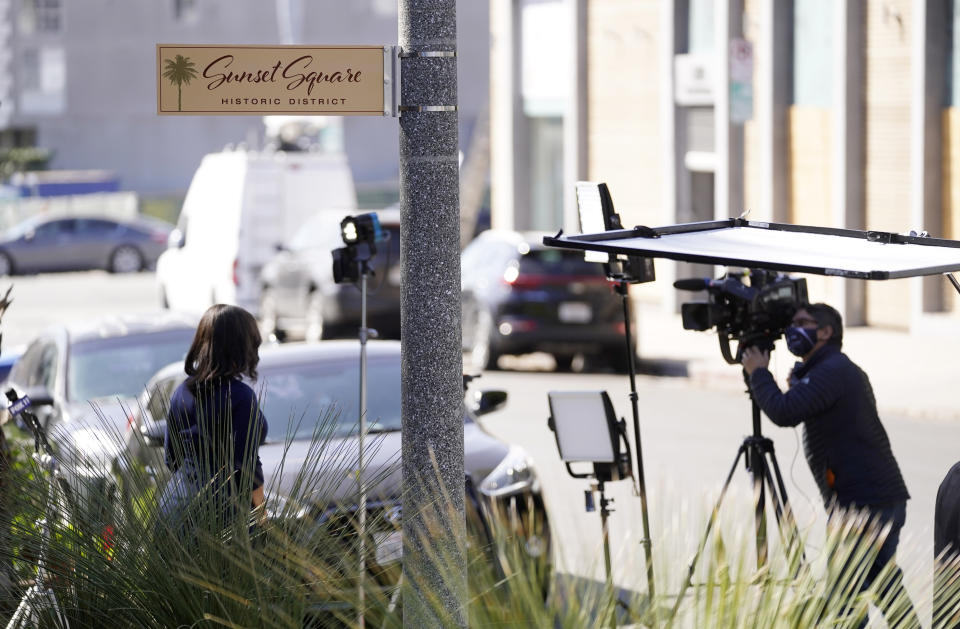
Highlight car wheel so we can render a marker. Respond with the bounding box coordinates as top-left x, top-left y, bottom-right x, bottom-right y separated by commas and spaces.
259, 287, 283, 341
0, 251, 14, 276
109, 245, 143, 273
304, 292, 324, 343
468, 311, 498, 371
553, 354, 574, 372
